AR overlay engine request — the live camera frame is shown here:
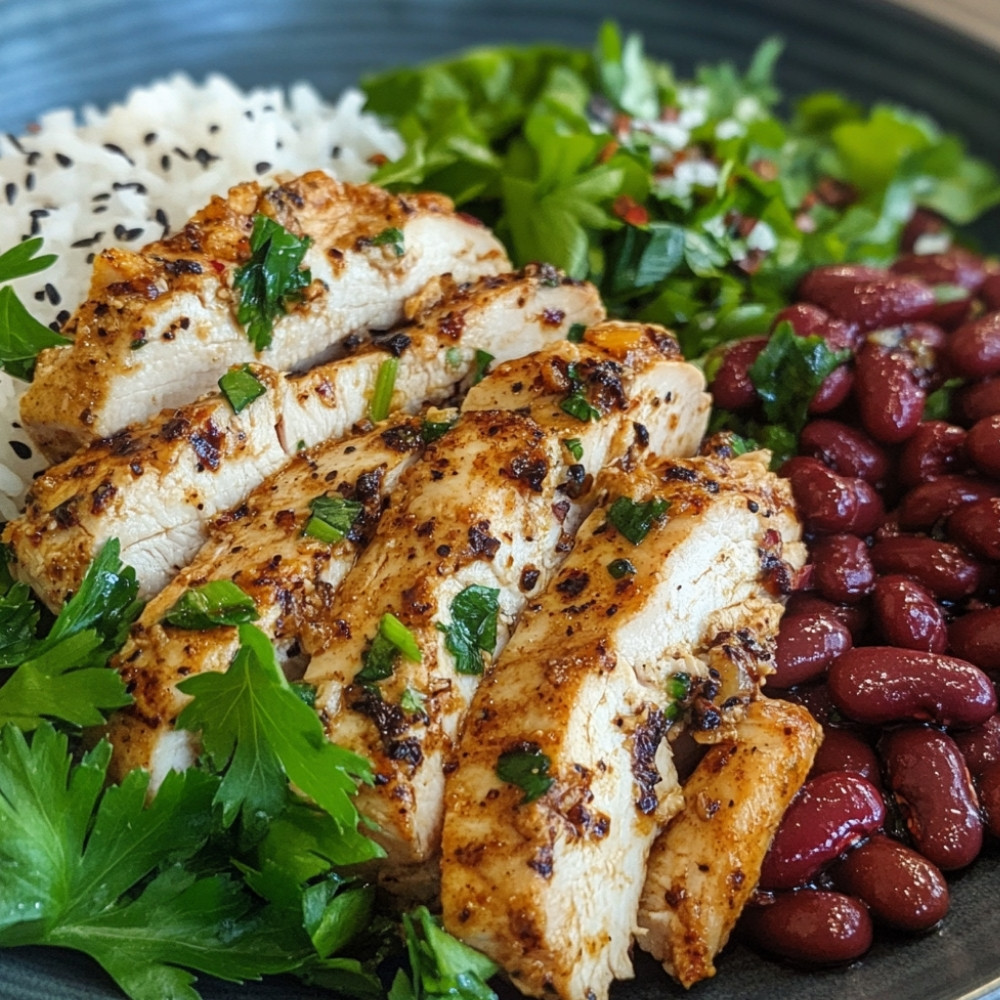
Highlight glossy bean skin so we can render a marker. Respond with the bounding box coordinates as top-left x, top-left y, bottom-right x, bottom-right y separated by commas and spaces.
829, 833, 949, 932
767, 612, 853, 689
798, 265, 936, 331
758, 771, 885, 890
809, 365, 854, 414
740, 891, 873, 966
783, 592, 869, 641
854, 345, 925, 444
869, 535, 983, 602
783, 458, 883, 535
983, 272, 1000, 311
948, 497, 1000, 561
976, 761, 1000, 839
710, 337, 768, 411
953, 715, 1000, 778
772, 302, 861, 351
809, 727, 881, 785
947, 311, 1000, 379
948, 607, 1000, 673
954, 376, 1000, 425
896, 475, 1000, 531
871, 574, 947, 653
896, 421, 968, 488
810, 533, 876, 604
827, 647, 997, 728
966, 414, 1000, 479
879, 725, 983, 871
798, 419, 890, 486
